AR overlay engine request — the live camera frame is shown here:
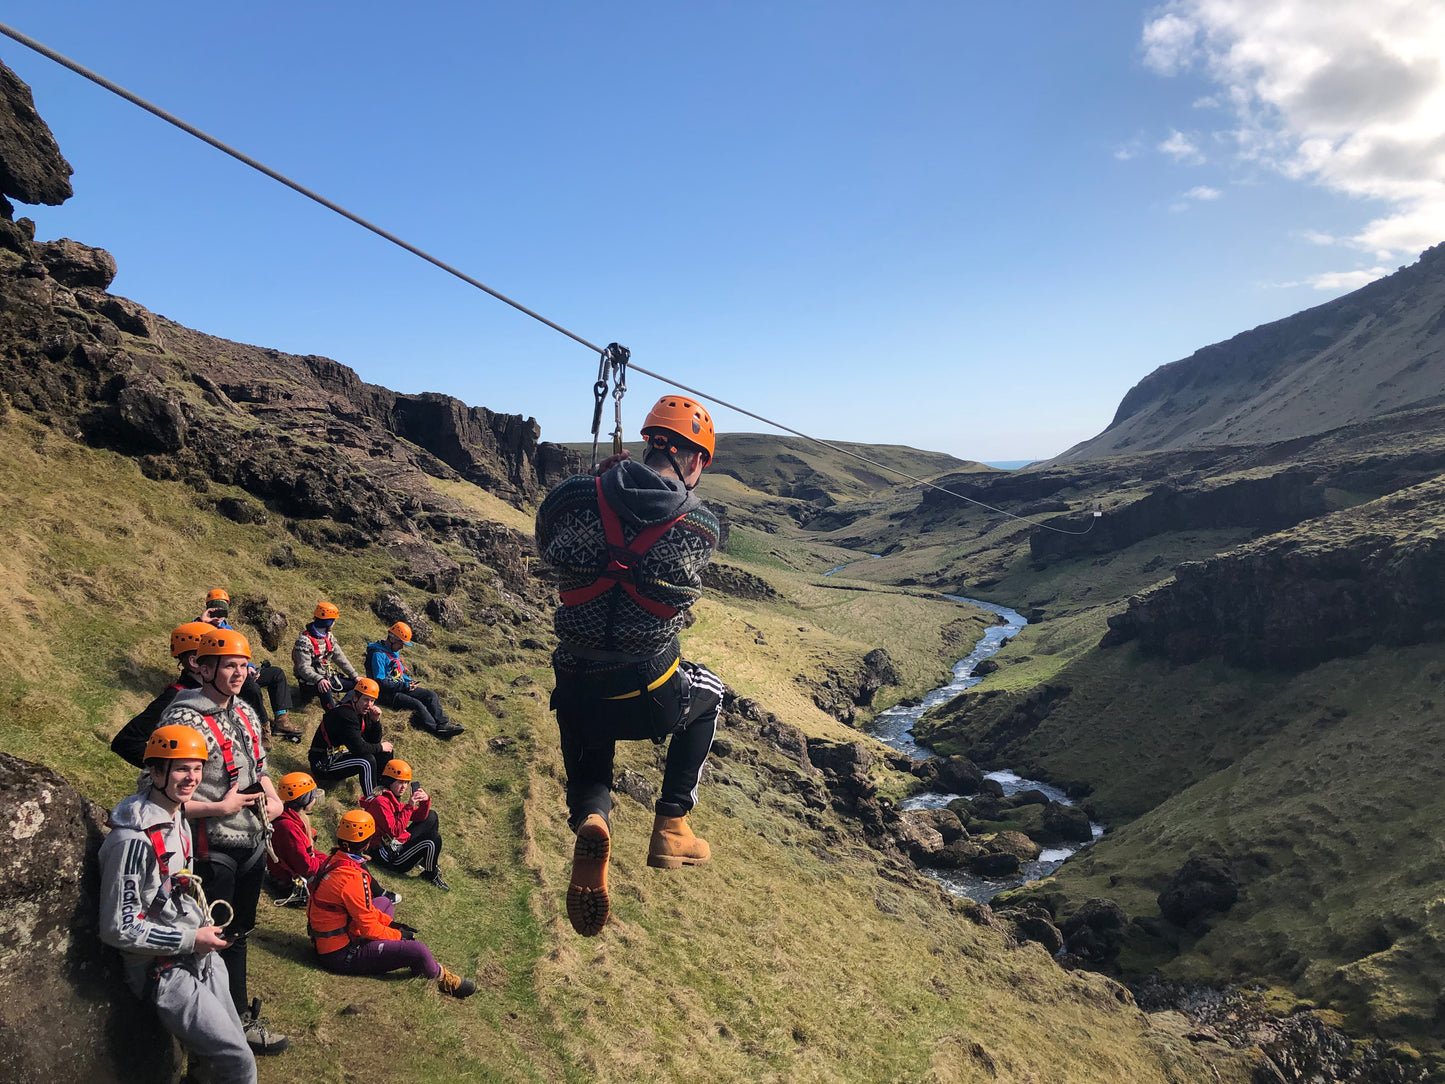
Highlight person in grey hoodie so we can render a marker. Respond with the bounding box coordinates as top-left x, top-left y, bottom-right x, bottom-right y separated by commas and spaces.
158, 627, 290, 1056
535, 394, 727, 937
98, 724, 256, 1084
